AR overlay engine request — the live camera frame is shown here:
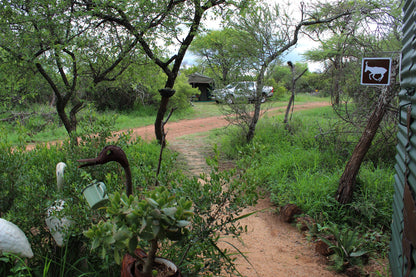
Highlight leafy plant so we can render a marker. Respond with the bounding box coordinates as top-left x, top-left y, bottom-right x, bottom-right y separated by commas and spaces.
0, 253, 32, 277
166, 146, 259, 276
318, 224, 367, 272
84, 186, 193, 276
